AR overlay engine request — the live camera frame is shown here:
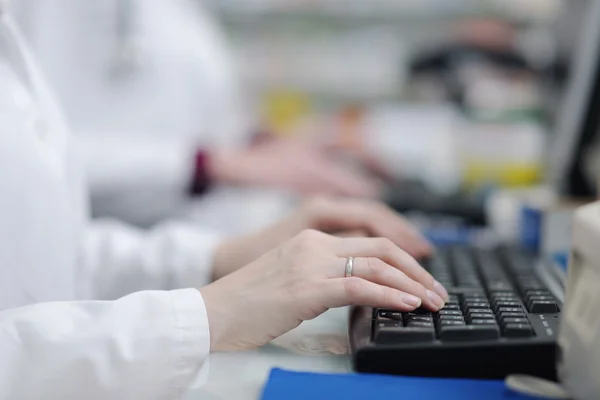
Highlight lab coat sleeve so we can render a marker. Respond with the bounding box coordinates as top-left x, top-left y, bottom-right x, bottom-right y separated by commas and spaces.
0, 288, 209, 400
81, 218, 222, 301
76, 132, 198, 203
76, 131, 208, 227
